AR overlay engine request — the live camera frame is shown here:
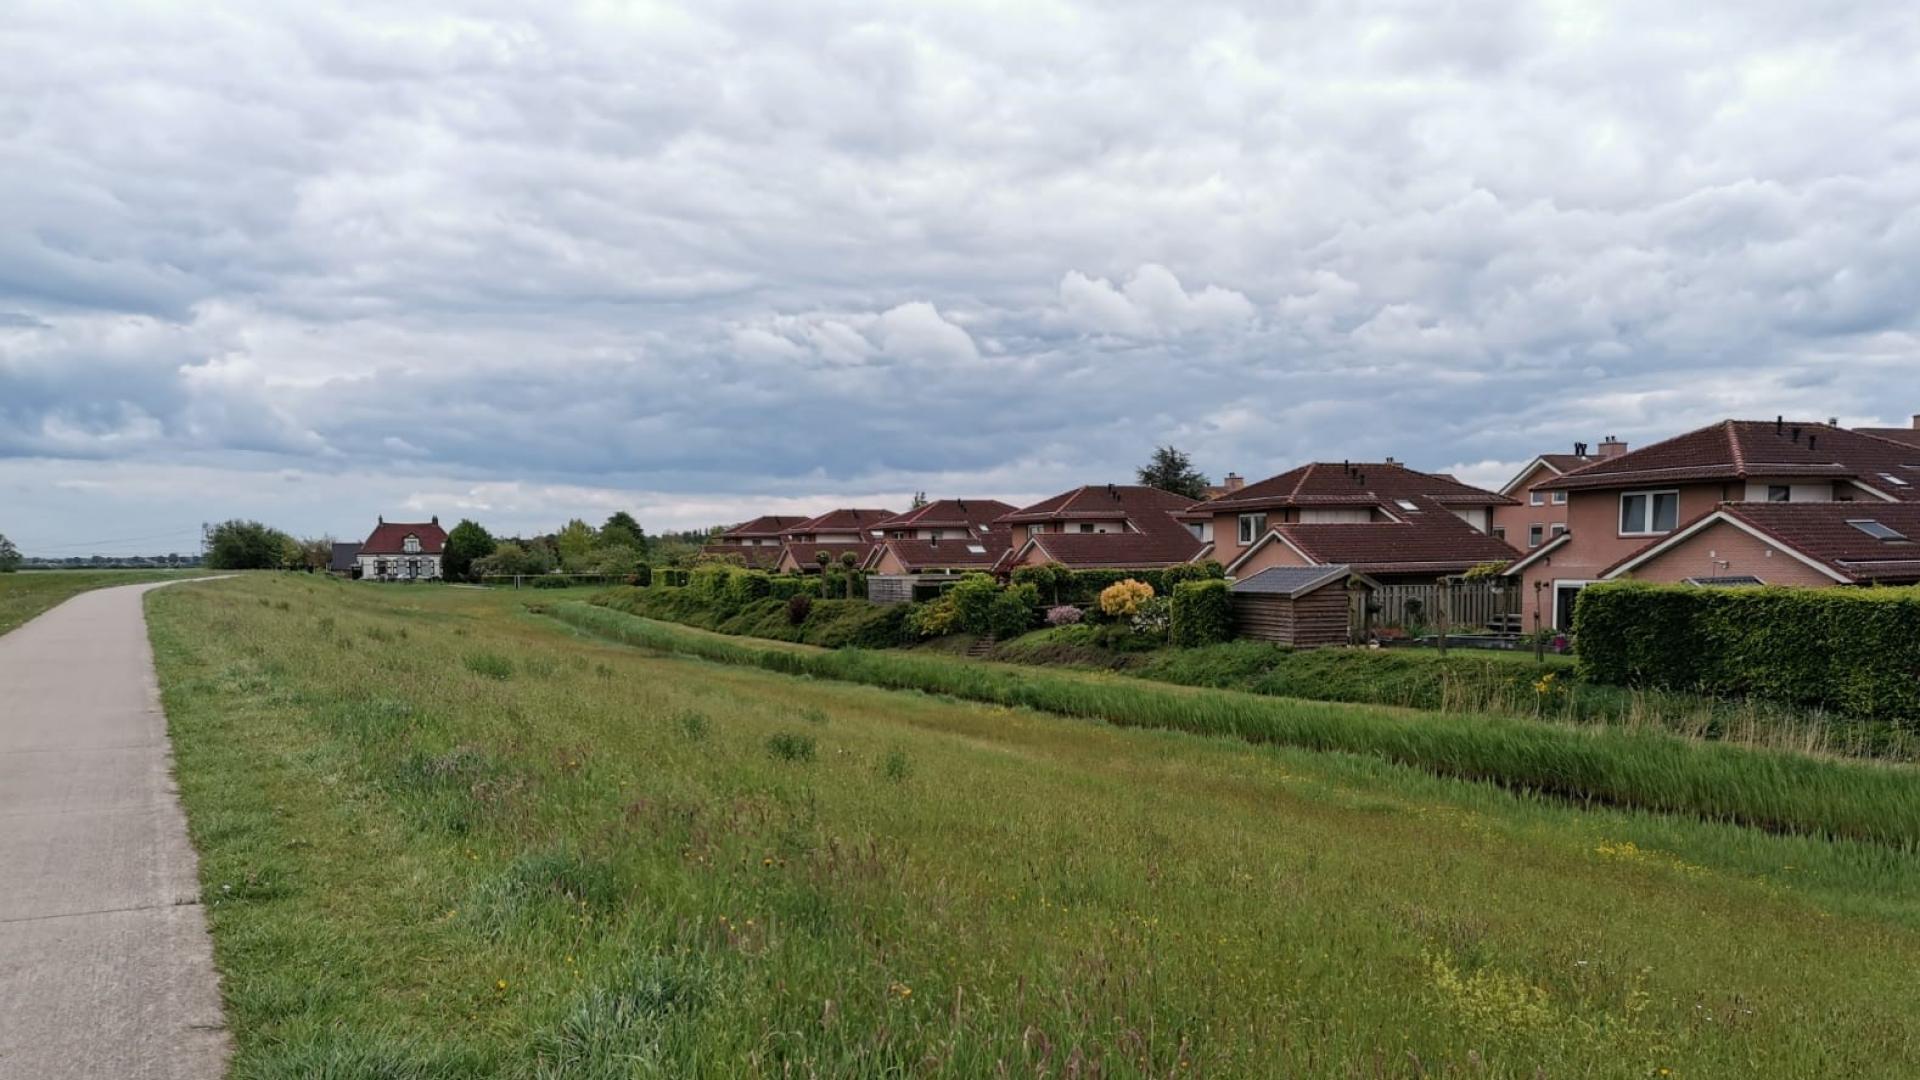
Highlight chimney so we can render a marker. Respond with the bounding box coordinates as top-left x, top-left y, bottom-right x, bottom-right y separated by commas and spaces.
1223, 472, 1244, 493
431, 515, 438, 526
1599, 436, 1628, 459
378, 514, 384, 524
1385, 456, 1397, 465
1573, 441, 1588, 456
1108, 483, 1118, 499
1912, 413, 1920, 430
